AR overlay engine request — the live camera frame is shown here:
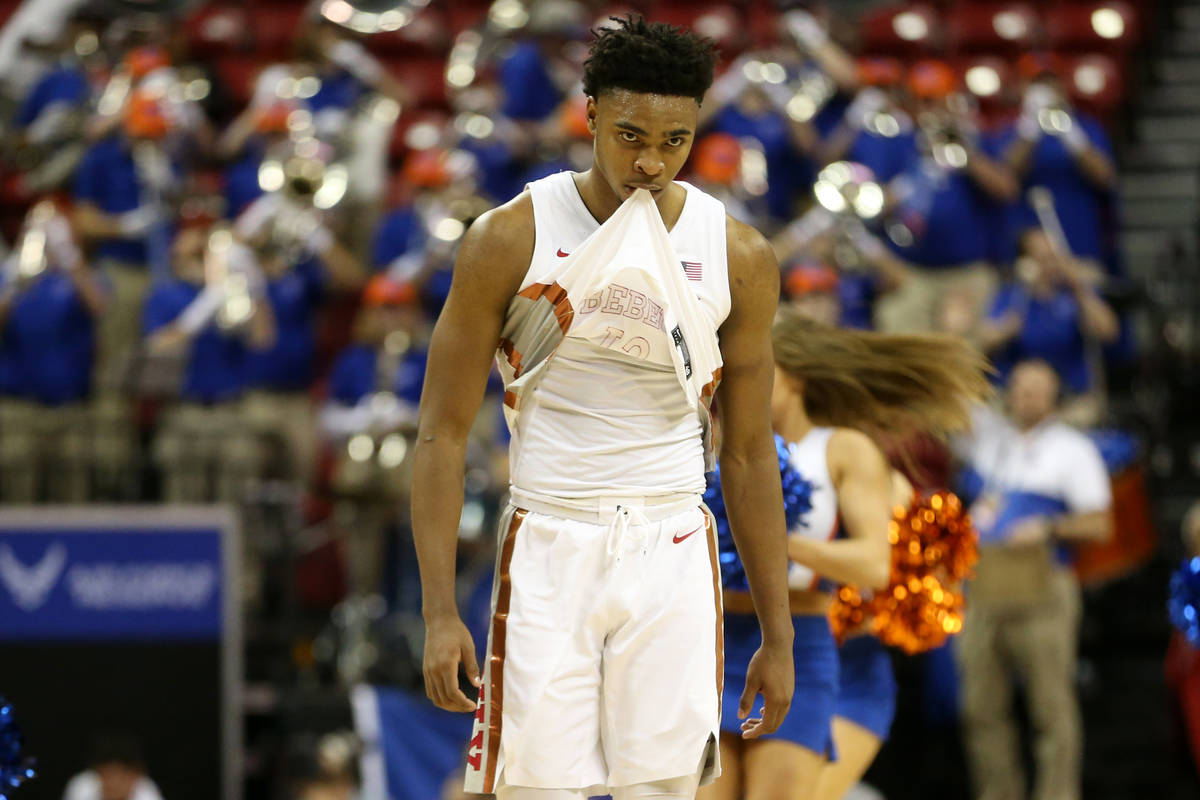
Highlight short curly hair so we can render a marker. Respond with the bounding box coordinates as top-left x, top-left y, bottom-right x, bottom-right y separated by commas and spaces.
582, 15, 719, 105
